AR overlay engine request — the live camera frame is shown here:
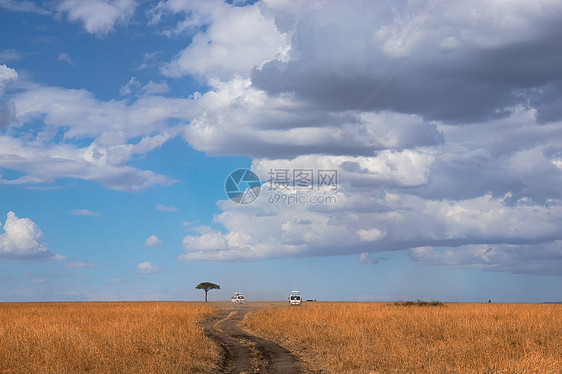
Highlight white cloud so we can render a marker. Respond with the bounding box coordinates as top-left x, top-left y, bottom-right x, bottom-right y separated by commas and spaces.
358, 253, 386, 265
64, 261, 95, 269
119, 77, 140, 96
57, 53, 74, 65
0, 64, 18, 128
0, 211, 53, 260
181, 77, 443, 158
358, 253, 369, 263
51, 253, 67, 261
57, 0, 137, 36
120, 78, 169, 96
136, 261, 161, 274
71, 209, 101, 216
0, 101, 16, 129
0, 76, 195, 191
0, 0, 49, 14
409, 242, 562, 275
357, 228, 385, 242
172, 0, 562, 278
252, 151, 435, 189
13, 84, 195, 139
0, 64, 18, 95
144, 234, 162, 247
155, 204, 177, 212
179, 167, 562, 272
3, 0, 561, 279
161, 1, 289, 79
0, 134, 176, 191
142, 81, 169, 95
0, 49, 23, 62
